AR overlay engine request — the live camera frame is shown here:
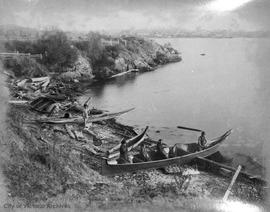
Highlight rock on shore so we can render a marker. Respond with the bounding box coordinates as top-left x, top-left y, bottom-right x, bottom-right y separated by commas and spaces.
59, 54, 94, 82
